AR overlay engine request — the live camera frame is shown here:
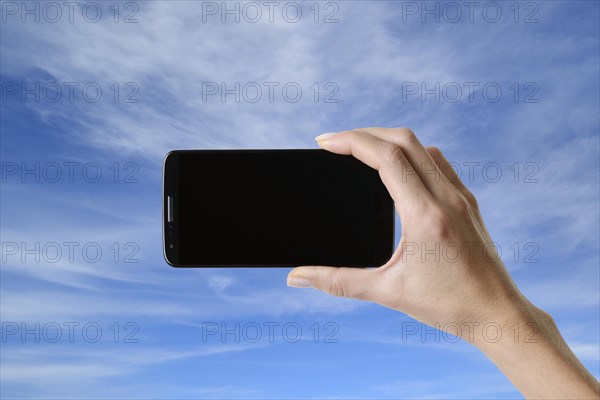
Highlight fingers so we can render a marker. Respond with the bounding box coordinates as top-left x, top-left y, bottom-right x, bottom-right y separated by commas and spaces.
315, 130, 433, 217
426, 146, 478, 208
352, 127, 453, 200
287, 266, 384, 302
